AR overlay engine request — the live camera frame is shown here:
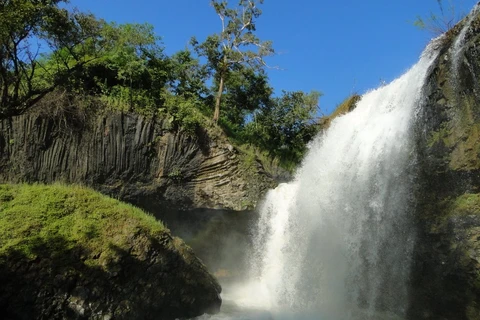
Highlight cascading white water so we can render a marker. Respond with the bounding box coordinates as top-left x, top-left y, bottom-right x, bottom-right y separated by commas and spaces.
452, 4, 480, 80
230, 38, 444, 319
